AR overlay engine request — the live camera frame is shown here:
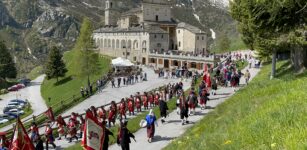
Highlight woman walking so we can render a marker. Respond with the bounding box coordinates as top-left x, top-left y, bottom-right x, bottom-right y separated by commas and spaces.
145, 109, 158, 143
